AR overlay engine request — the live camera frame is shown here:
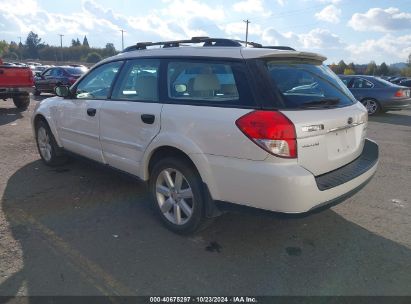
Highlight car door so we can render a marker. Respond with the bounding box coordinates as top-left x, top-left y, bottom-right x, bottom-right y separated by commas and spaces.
36, 68, 53, 91
99, 58, 162, 176
348, 77, 374, 100
54, 61, 124, 163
